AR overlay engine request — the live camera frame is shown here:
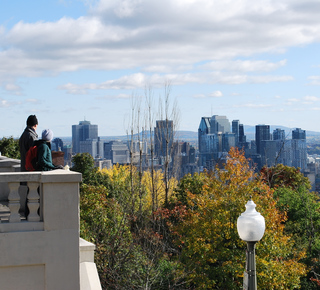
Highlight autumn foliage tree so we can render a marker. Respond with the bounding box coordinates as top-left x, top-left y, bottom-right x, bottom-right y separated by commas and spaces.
77, 149, 310, 289
163, 148, 306, 289
261, 164, 320, 289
